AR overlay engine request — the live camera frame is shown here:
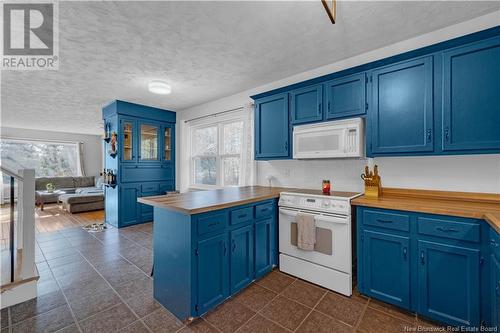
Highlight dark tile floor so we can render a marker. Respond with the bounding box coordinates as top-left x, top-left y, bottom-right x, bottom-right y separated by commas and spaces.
1, 207, 446, 333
